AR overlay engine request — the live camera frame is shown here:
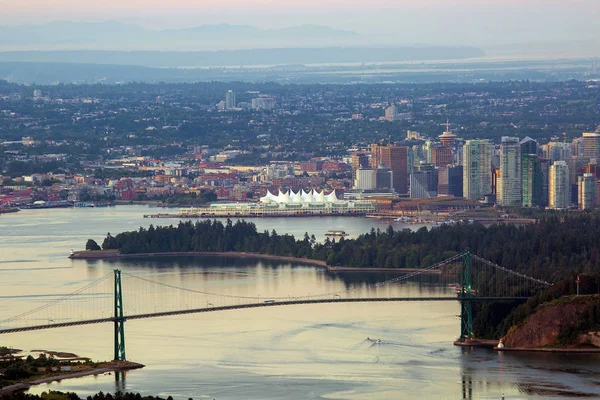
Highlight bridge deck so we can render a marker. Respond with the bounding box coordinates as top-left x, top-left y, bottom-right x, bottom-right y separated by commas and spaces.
0, 296, 528, 334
